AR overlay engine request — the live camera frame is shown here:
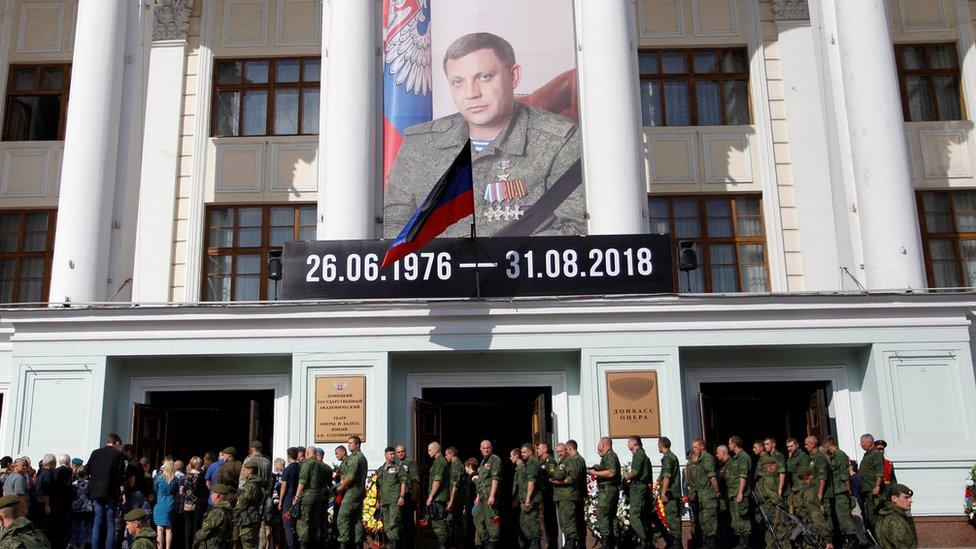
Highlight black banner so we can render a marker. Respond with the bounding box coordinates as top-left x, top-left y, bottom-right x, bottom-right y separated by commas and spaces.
282, 234, 673, 300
